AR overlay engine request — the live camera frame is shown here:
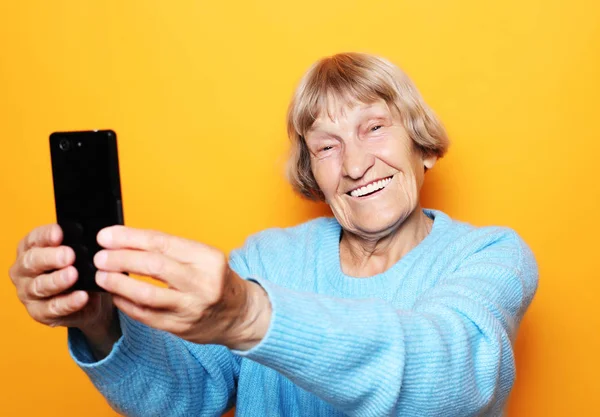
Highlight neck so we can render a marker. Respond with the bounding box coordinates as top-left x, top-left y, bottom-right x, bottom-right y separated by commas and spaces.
339, 207, 433, 278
